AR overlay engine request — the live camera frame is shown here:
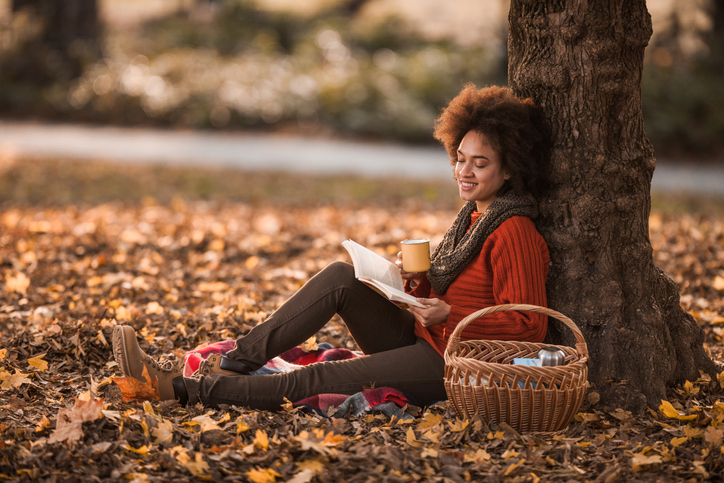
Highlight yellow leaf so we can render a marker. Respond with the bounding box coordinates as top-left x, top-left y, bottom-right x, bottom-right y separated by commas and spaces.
422, 429, 440, 443
35, 415, 51, 432
254, 429, 269, 451
294, 459, 325, 475
464, 448, 491, 462
0, 349, 7, 360
192, 413, 222, 432
183, 452, 210, 476
142, 401, 155, 416
502, 449, 520, 460
237, 419, 251, 434
145, 301, 164, 315
0, 368, 31, 389
447, 420, 469, 432
5, 272, 30, 294
122, 444, 151, 456
245, 467, 281, 483
717, 372, 724, 390
631, 452, 662, 472
406, 427, 423, 448
27, 354, 48, 372
503, 459, 525, 476
420, 448, 438, 458
685, 425, 705, 439
300, 336, 318, 352
321, 432, 346, 446
683, 380, 700, 396
671, 436, 688, 447
659, 400, 697, 421
152, 419, 174, 444
417, 412, 442, 431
